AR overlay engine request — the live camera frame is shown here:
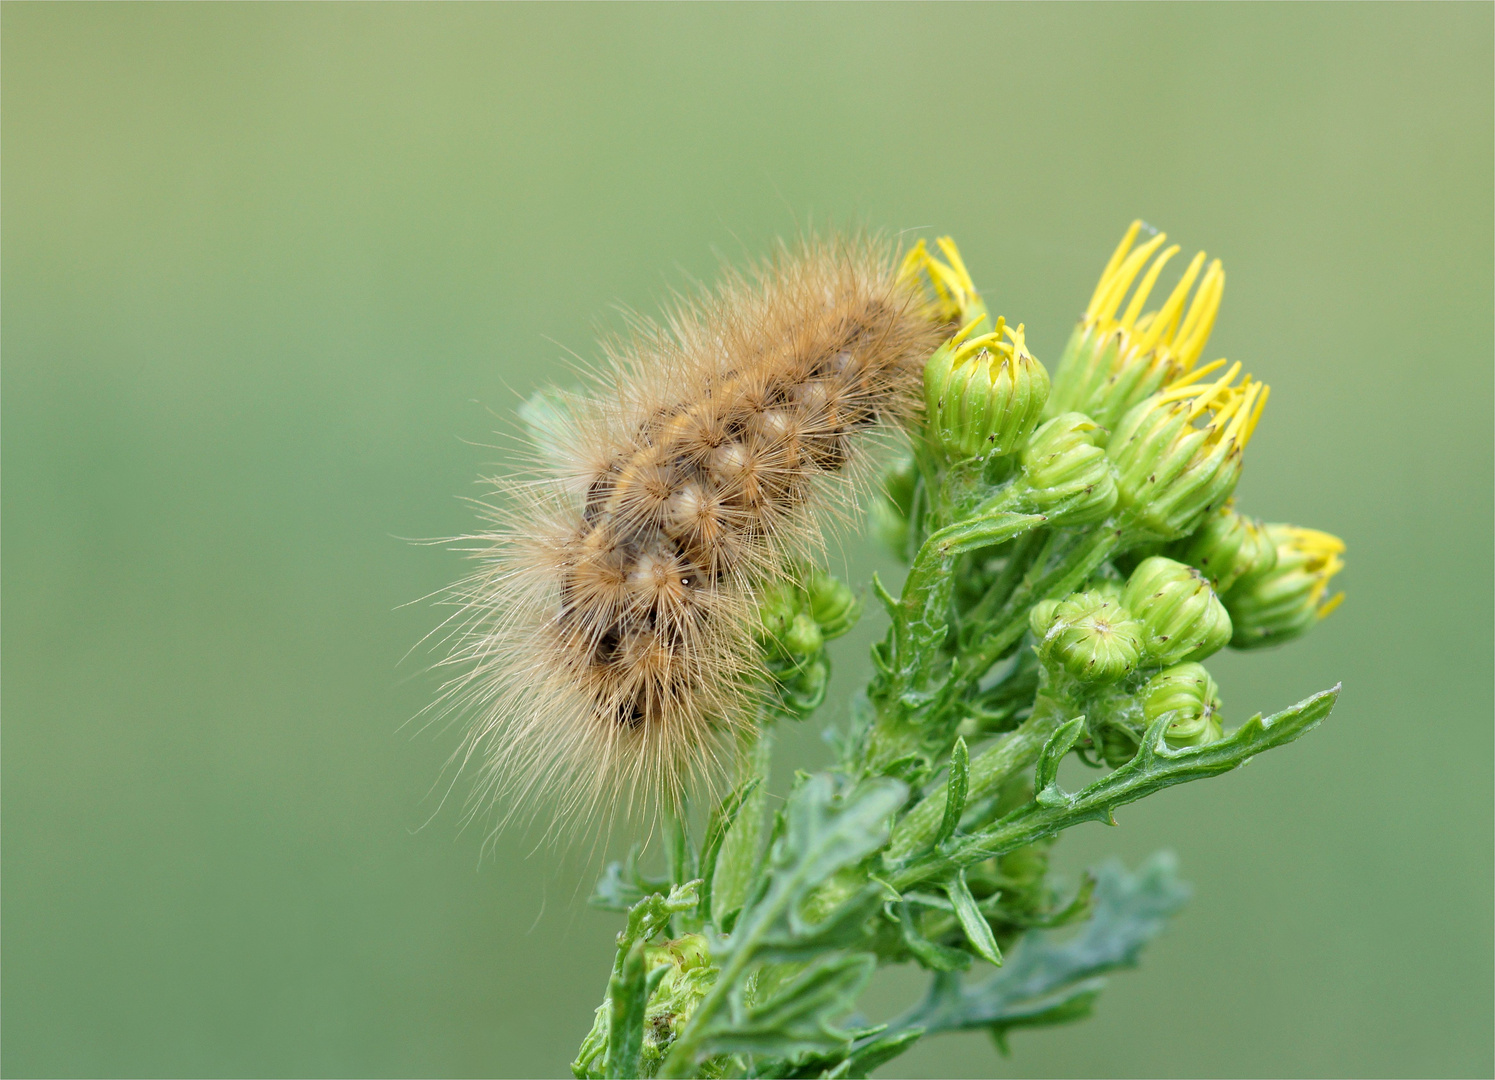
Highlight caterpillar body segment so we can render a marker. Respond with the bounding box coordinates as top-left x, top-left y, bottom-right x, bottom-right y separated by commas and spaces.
440, 237, 947, 832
